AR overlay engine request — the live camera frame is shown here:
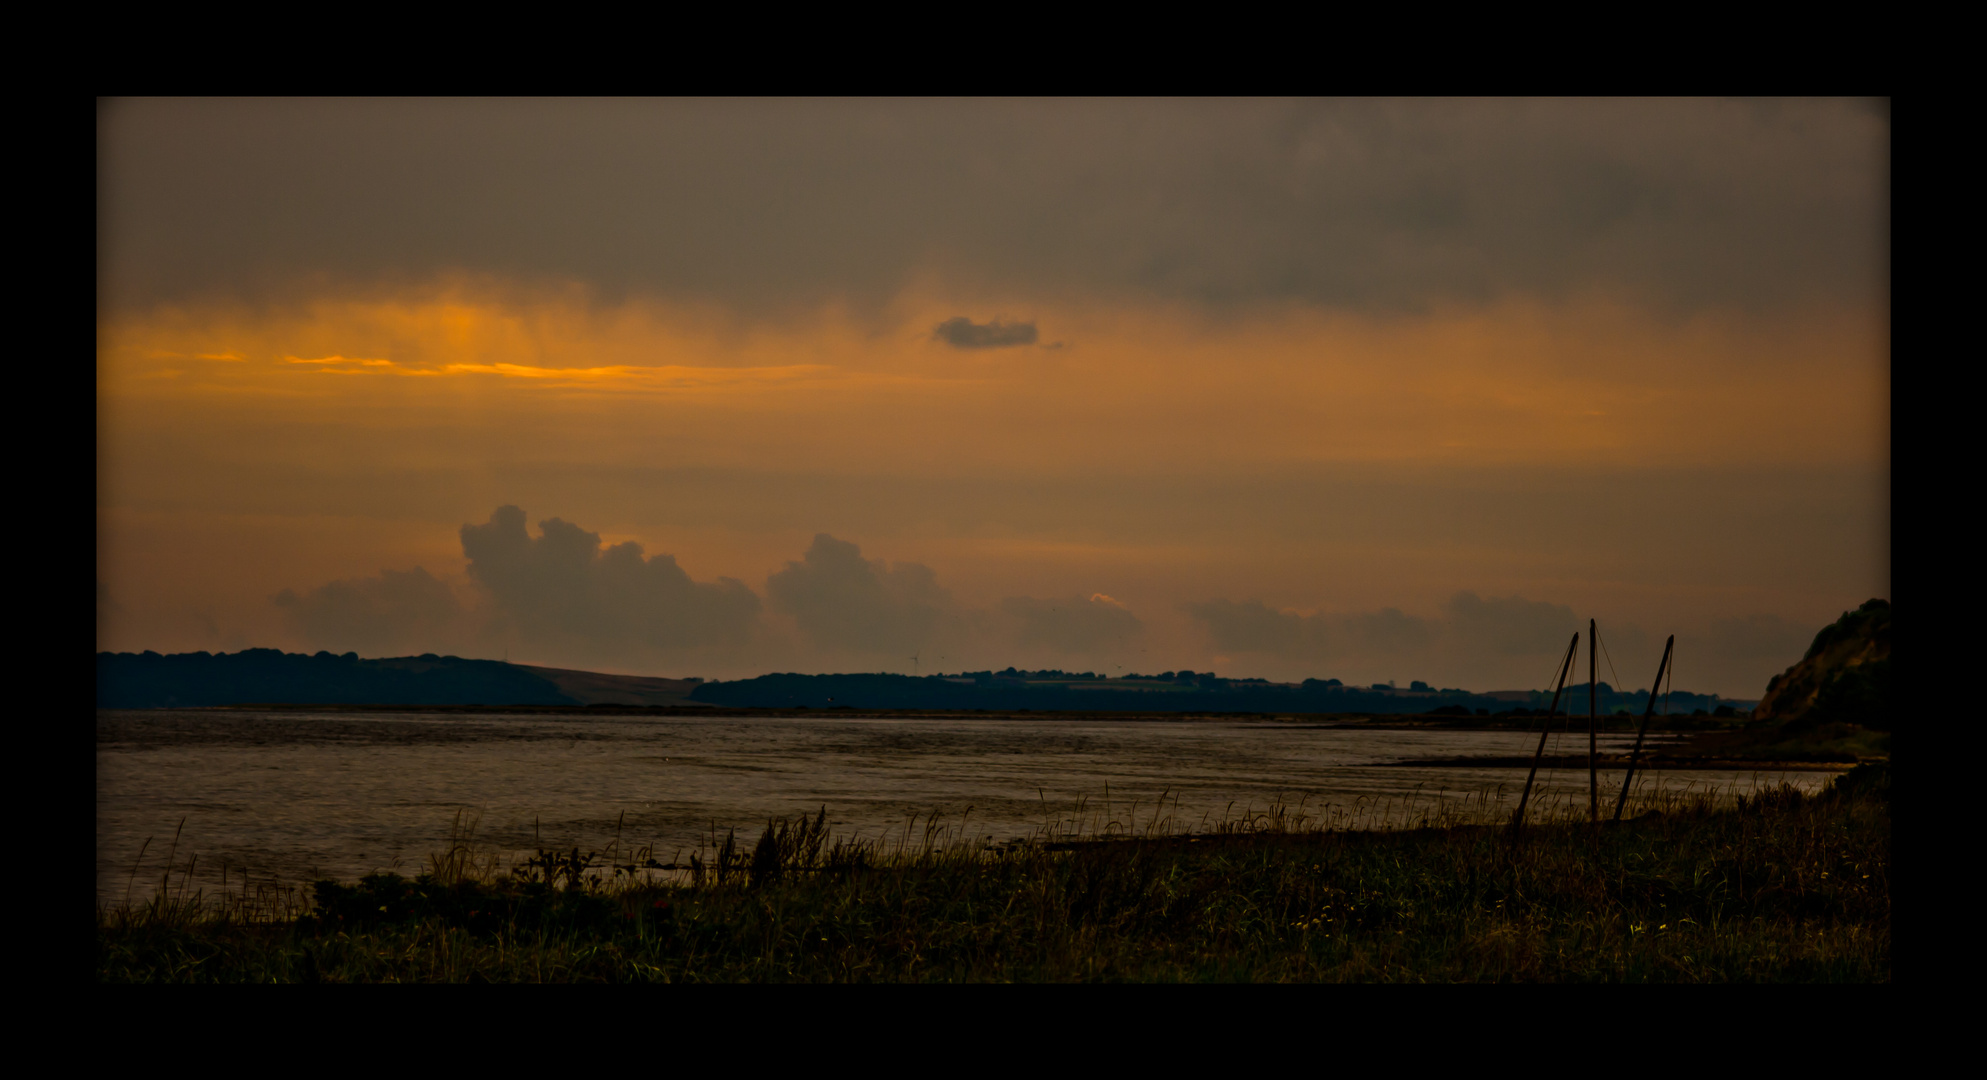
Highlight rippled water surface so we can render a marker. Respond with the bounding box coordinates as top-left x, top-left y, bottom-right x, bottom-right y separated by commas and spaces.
97, 710, 1837, 903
